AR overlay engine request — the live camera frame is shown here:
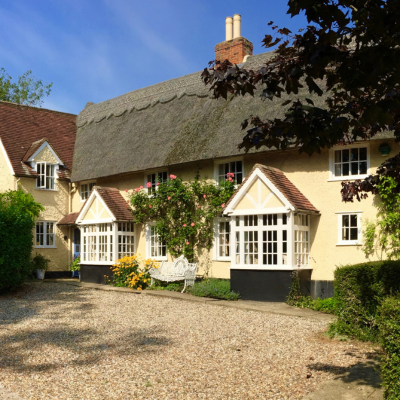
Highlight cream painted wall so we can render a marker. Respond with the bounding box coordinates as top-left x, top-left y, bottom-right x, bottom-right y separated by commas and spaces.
19, 177, 71, 271
70, 139, 396, 281
0, 144, 15, 191
35, 146, 58, 164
